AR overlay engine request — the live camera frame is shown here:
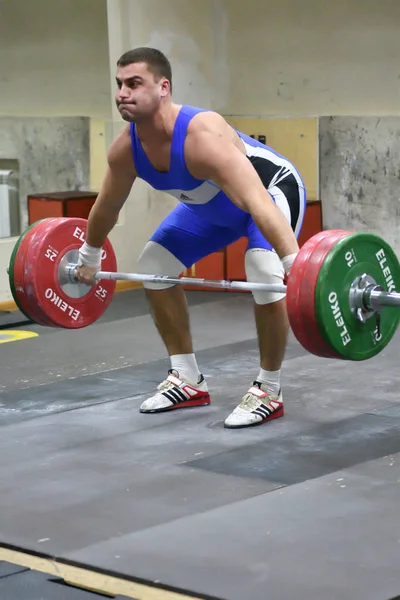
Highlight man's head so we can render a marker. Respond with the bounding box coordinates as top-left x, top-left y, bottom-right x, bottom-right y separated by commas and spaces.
115, 47, 172, 123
